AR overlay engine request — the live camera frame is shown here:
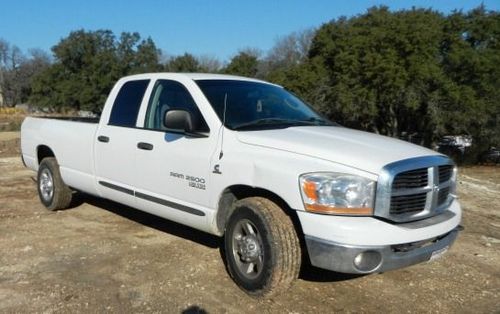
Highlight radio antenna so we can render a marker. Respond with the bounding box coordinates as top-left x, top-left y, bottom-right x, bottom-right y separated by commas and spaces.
219, 92, 228, 160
